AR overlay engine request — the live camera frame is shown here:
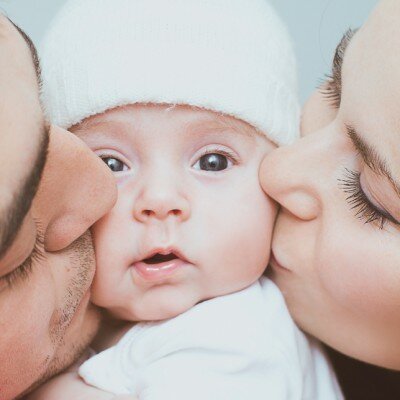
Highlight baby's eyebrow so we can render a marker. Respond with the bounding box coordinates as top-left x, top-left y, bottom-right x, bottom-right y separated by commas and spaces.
186, 117, 262, 140
71, 118, 137, 142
